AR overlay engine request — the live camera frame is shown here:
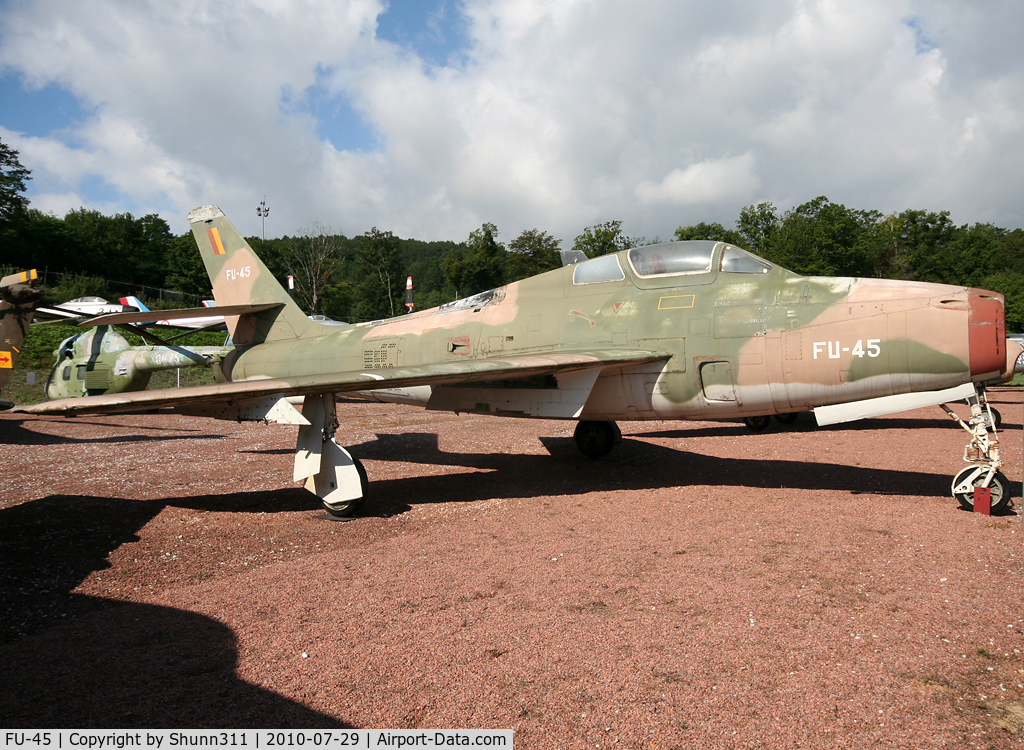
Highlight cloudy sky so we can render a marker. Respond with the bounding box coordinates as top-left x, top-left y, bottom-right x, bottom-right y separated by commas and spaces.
1, 0, 1023, 246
